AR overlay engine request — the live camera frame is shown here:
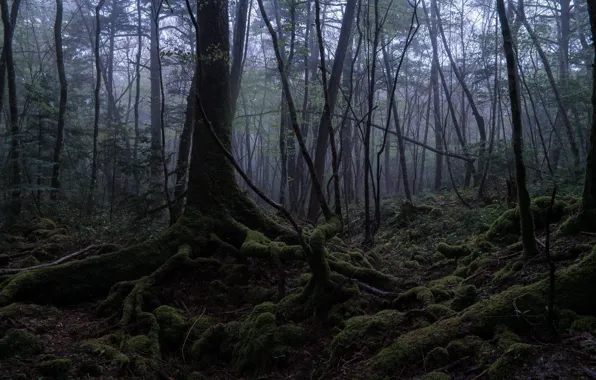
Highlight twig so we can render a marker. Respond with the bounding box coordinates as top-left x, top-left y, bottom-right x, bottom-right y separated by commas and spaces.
181, 308, 205, 363
0, 244, 109, 274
